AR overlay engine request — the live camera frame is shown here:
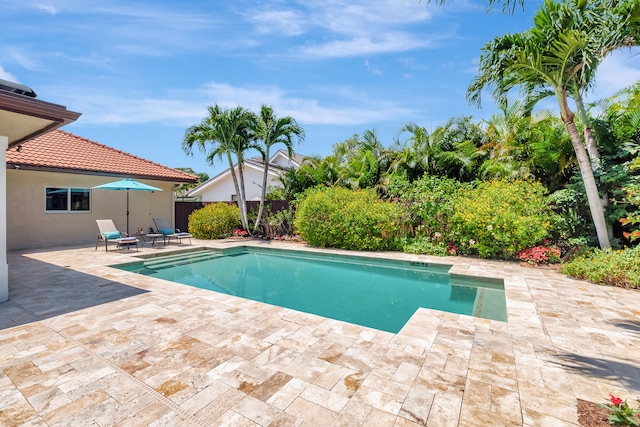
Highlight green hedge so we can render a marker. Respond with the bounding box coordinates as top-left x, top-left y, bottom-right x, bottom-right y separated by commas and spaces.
188, 203, 241, 239
294, 187, 402, 251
